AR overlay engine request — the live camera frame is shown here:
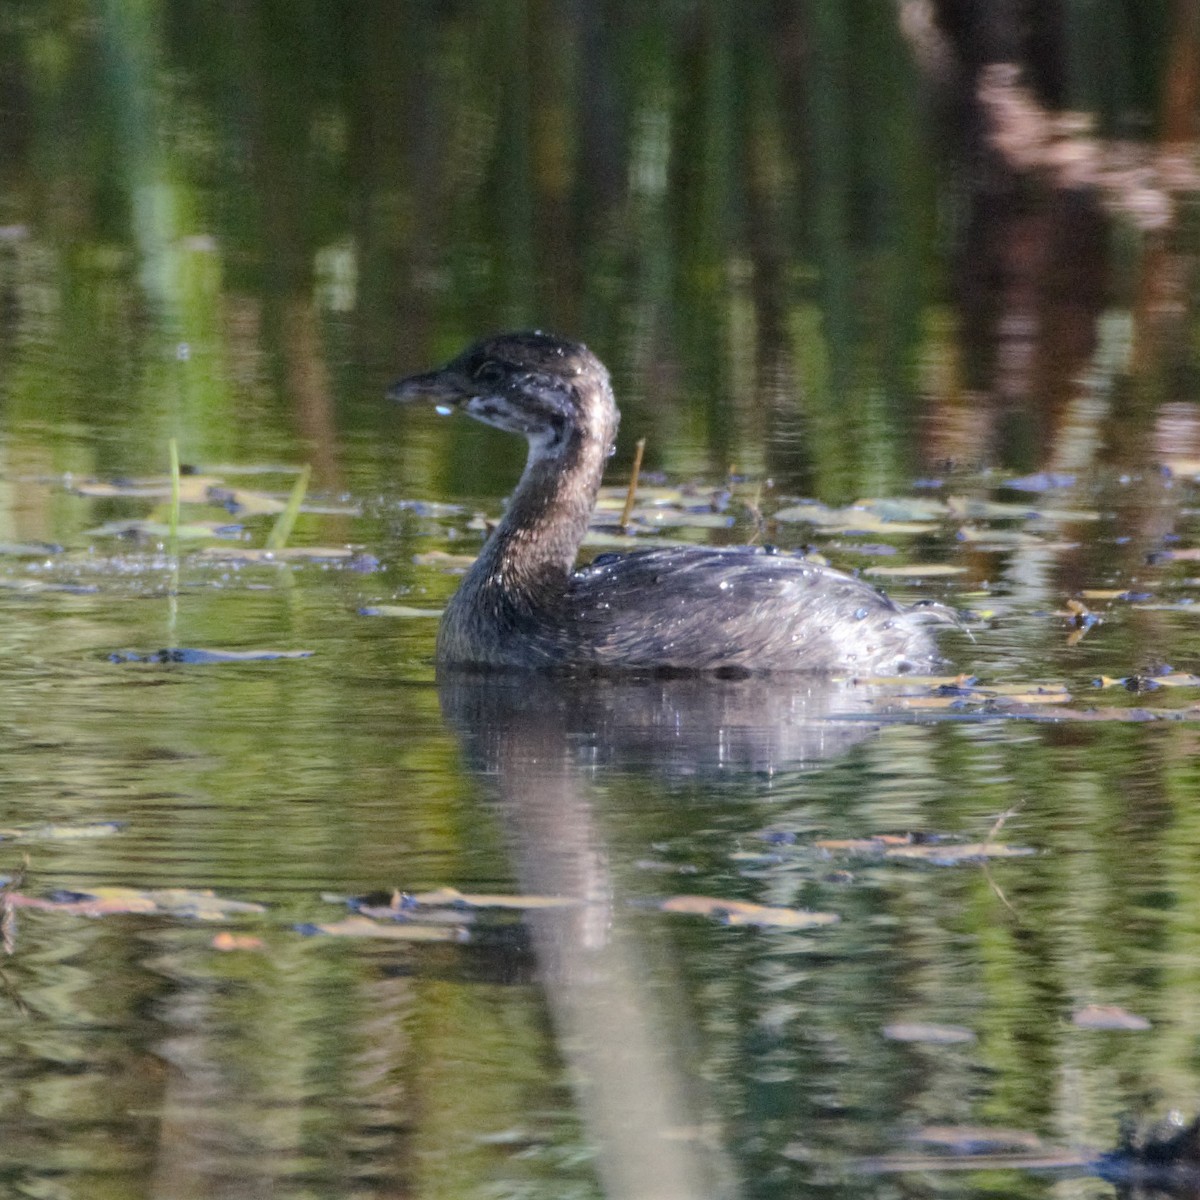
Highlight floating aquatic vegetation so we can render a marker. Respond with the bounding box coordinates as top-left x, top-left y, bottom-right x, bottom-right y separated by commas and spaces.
299, 916, 467, 941
1079, 588, 1154, 601
1094, 672, 1200, 691
85, 518, 242, 541
594, 484, 693, 509
946, 495, 1100, 522
881, 1022, 976, 1044
1072, 1004, 1151, 1031
347, 887, 578, 914
411, 550, 478, 570
0, 578, 98, 594
955, 525, 1047, 545
206, 485, 287, 517
8, 886, 265, 920
773, 502, 938, 535
108, 647, 313, 664
0, 542, 63, 557
196, 545, 357, 563
211, 932, 265, 951
815, 835, 1035, 864
906, 1126, 1045, 1153
358, 604, 444, 618
622, 508, 734, 530
658, 895, 839, 928
1003, 471, 1077, 491
0, 822, 123, 842
864, 563, 968, 578
882, 841, 1038, 864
